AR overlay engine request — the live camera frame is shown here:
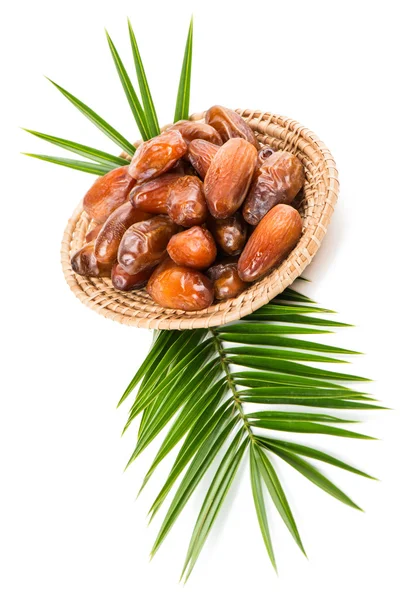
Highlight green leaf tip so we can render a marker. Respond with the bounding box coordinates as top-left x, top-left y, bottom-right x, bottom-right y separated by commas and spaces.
174, 17, 194, 122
